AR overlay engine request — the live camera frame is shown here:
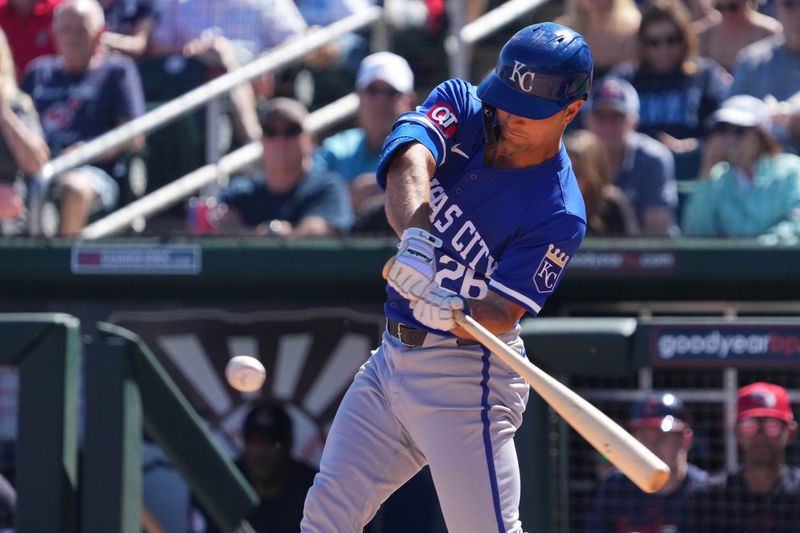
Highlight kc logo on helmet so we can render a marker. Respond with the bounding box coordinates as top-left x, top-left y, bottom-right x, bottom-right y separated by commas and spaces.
534, 244, 570, 293
427, 102, 459, 138
509, 60, 537, 93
